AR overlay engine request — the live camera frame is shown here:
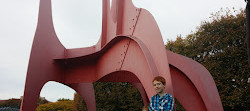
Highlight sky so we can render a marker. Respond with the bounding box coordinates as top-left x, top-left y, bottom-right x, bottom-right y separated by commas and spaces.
0, 0, 246, 102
